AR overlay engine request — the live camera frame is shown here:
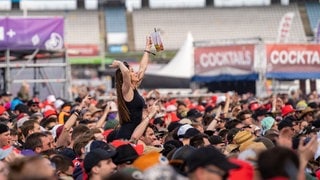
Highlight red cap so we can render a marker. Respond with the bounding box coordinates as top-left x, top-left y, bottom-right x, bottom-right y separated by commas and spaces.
228, 158, 254, 180
102, 129, 113, 139
111, 140, 144, 155
249, 102, 260, 111
281, 105, 295, 117
43, 109, 57, 118
196, 105, 205, 112
0, 106, 5, 115
211, 96, 217, 104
